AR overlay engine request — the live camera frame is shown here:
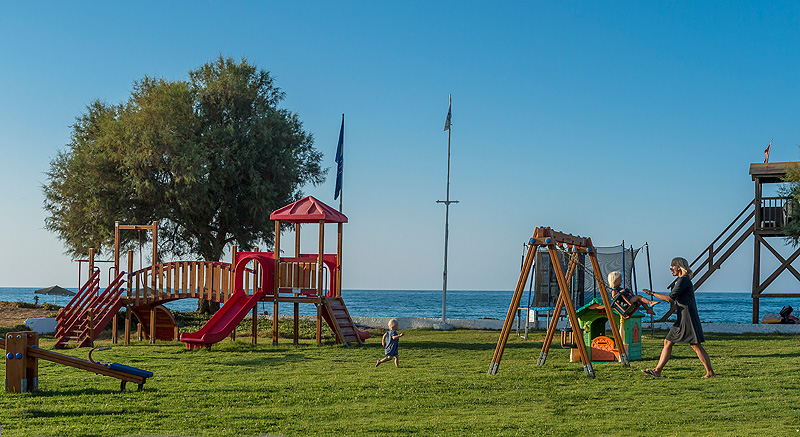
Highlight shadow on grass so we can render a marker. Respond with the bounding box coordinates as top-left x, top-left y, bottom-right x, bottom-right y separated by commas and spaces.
403, 339, 544, 352
25, 387, 158, 397
15, 405, 159, 416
